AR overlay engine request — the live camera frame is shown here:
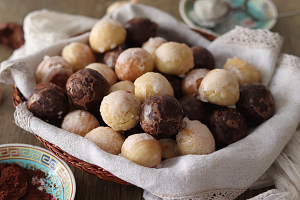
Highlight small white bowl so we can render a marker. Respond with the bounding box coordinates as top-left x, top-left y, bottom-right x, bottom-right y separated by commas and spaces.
179, 0, 278, 35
